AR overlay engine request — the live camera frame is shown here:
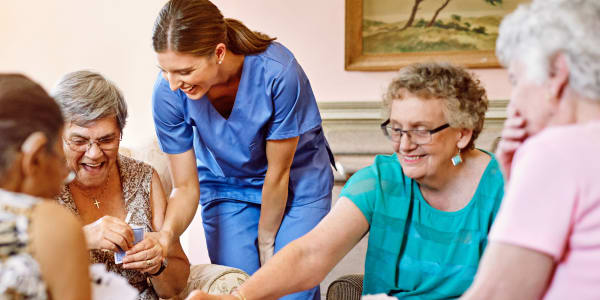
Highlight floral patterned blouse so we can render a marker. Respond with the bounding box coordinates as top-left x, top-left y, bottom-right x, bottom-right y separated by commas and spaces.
57, 155, 157, 300
0, 189, 47, 299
